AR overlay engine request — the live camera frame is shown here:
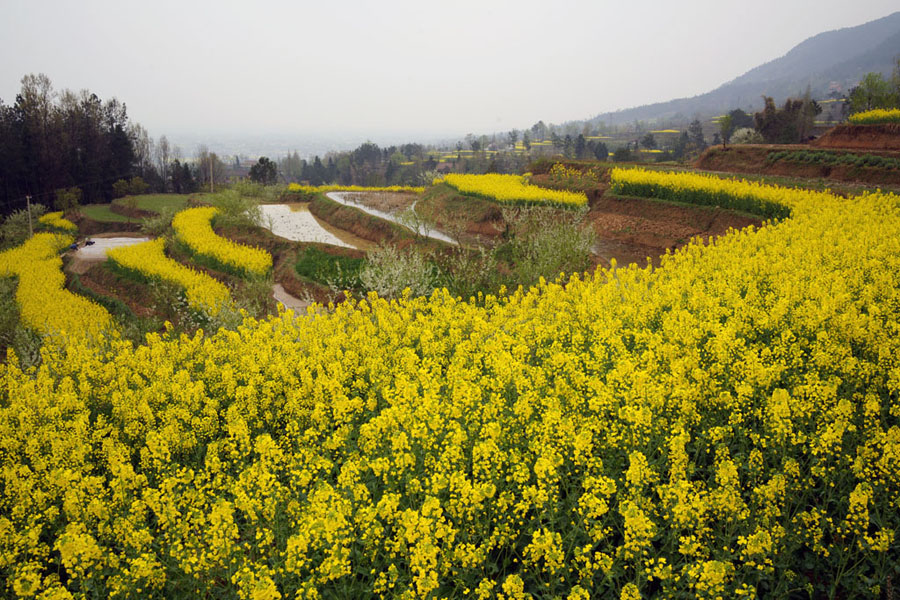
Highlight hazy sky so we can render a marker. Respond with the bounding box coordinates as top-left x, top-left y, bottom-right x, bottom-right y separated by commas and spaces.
2, 0, 897, 140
